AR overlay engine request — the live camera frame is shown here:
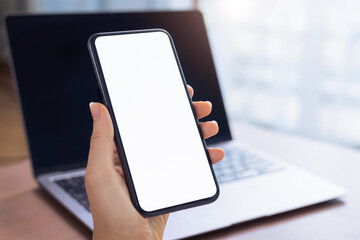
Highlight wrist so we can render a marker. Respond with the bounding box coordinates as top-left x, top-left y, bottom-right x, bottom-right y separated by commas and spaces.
93, 226, 154, 240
